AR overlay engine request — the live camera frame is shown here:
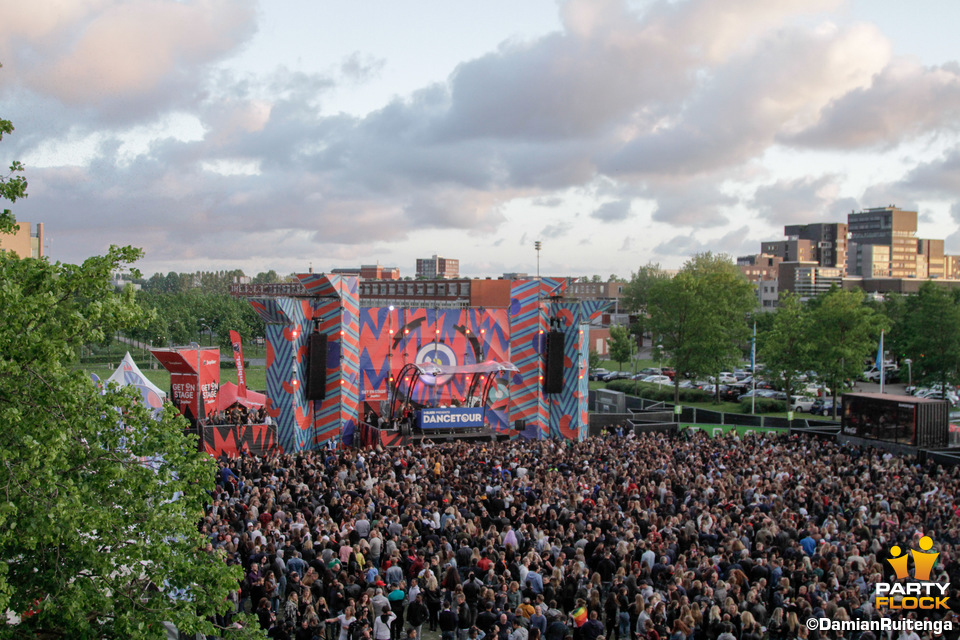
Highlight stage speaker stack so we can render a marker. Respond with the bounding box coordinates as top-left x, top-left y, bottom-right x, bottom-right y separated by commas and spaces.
544, 331, 565, 394
306, 333, 327, 401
